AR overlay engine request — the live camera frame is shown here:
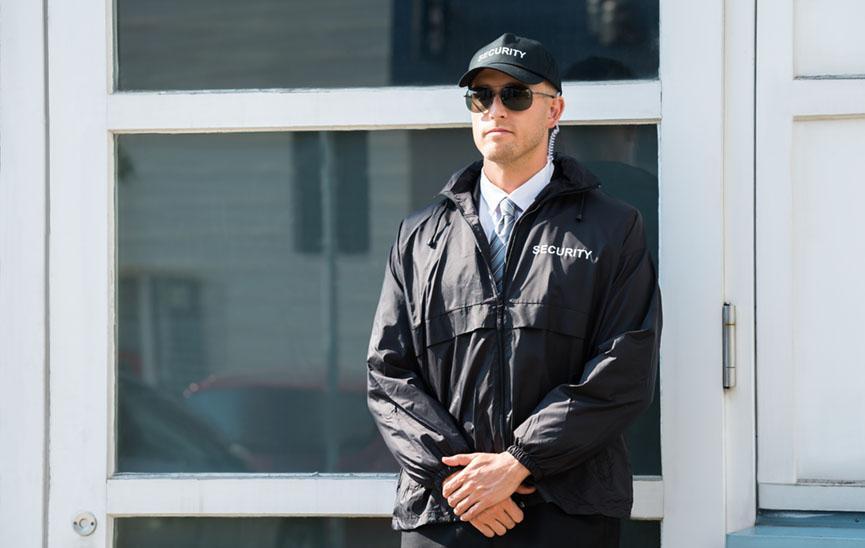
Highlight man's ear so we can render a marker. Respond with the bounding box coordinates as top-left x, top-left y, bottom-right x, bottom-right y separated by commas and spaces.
549, 96, 565, 129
